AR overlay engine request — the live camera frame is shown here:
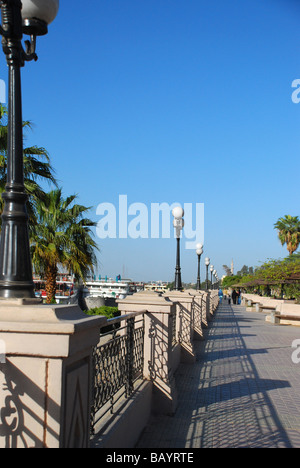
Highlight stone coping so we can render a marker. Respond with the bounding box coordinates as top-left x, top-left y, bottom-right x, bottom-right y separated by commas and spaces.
117, 290, 175, 314
163, 291, 194, 303
0, 302, 106, 334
